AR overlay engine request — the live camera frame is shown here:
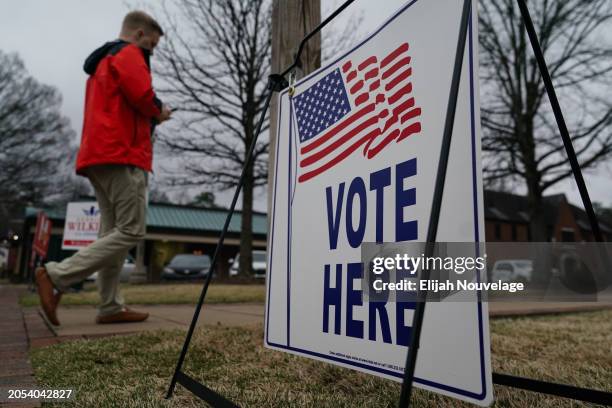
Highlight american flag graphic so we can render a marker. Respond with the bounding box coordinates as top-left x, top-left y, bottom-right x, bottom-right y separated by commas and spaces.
293, 42, 422, 183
